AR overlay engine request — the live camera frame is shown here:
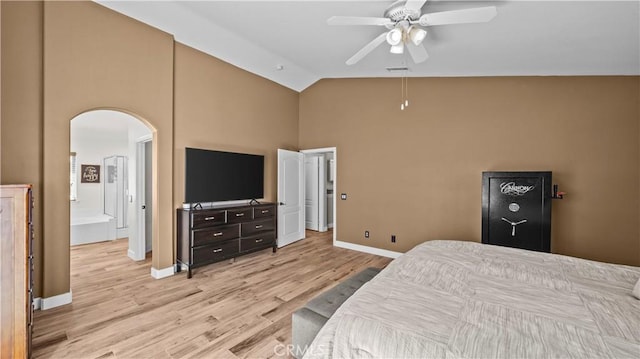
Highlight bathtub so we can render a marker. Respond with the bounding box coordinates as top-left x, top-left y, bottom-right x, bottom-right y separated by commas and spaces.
70, 214, 117, 246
